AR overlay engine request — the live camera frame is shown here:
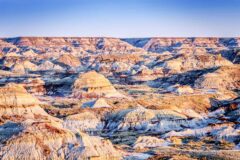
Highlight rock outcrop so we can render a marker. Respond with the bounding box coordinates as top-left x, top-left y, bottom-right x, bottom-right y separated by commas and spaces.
23, 78, 46, 95
195, 65, 240, 91
11, 60, 38, 74
0, 83, 56, 123
0, 120, 121, 160
167, 85, 194, 95
82, 98, 111, 108
106, 106, 187, 132
64, 111, 104, 133
38, 60, 64, 72
72, 71, 123, 98
134, 136, 169, 149
0, 83, 121, 160
57, 54, 81, 67
163, 53, 233, 73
